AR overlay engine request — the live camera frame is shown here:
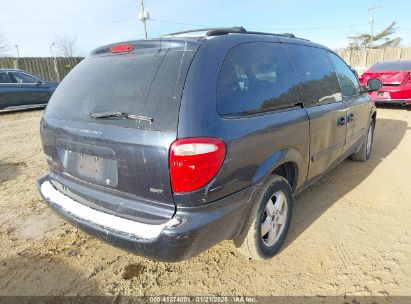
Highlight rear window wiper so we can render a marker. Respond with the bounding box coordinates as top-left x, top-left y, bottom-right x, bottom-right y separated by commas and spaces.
89, 112, 153, 122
